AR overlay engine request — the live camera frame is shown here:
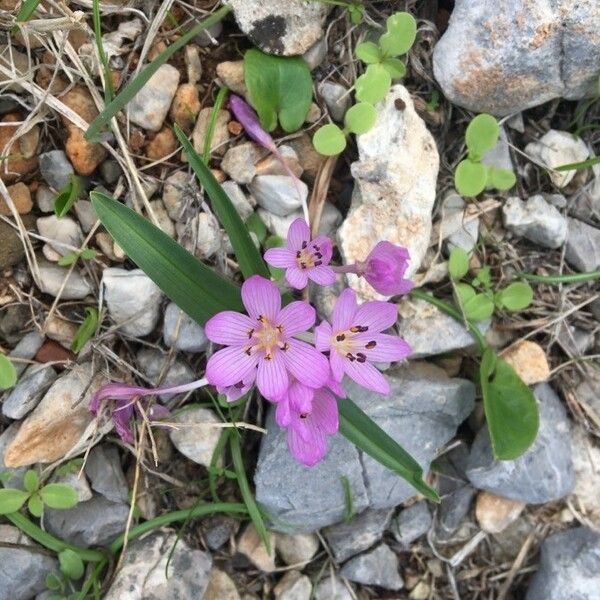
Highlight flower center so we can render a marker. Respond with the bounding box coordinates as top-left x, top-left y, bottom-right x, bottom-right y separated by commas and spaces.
295, 241, 323, 270
331, 325, 375, 363
248, 316, 287, 359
